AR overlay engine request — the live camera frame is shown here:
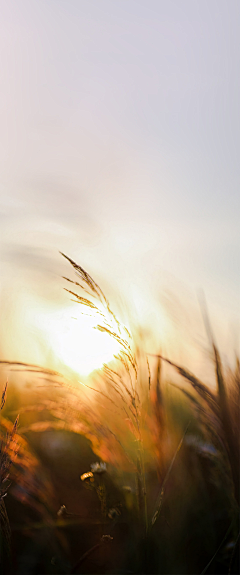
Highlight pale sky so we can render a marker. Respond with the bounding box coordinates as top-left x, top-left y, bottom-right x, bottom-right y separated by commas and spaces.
0, 1, 239, 375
